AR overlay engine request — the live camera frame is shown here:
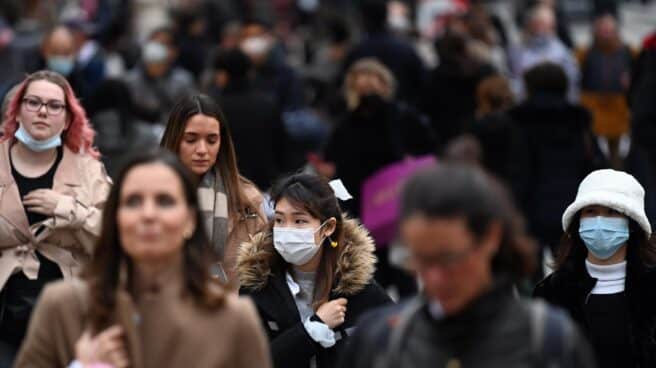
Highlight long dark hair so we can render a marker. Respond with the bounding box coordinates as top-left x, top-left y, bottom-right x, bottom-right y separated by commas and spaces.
269, 173, 345, 309
401, 164, 537, 280
160, 94, 254, 217
554, 214, 656, 271
84, 150, 224, 333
